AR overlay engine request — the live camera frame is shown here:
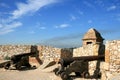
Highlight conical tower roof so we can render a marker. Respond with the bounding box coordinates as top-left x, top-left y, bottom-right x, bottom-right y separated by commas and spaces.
82, 28, 104, 40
